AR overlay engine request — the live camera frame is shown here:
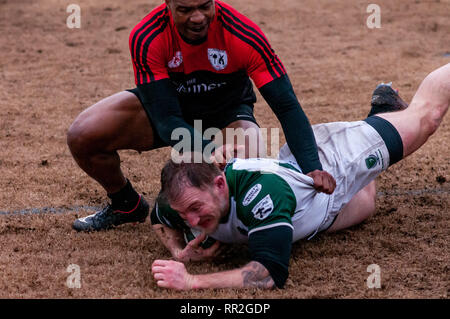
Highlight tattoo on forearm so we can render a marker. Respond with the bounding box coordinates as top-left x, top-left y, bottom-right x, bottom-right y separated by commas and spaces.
242, 261, 275, 289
